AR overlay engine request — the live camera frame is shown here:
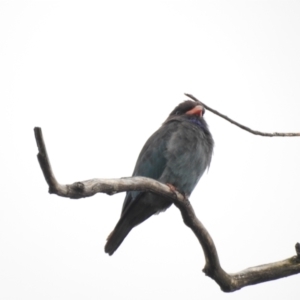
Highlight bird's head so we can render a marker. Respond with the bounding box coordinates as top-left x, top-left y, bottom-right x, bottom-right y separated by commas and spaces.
164, 100, 209, 130
169, 100, 205, 118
